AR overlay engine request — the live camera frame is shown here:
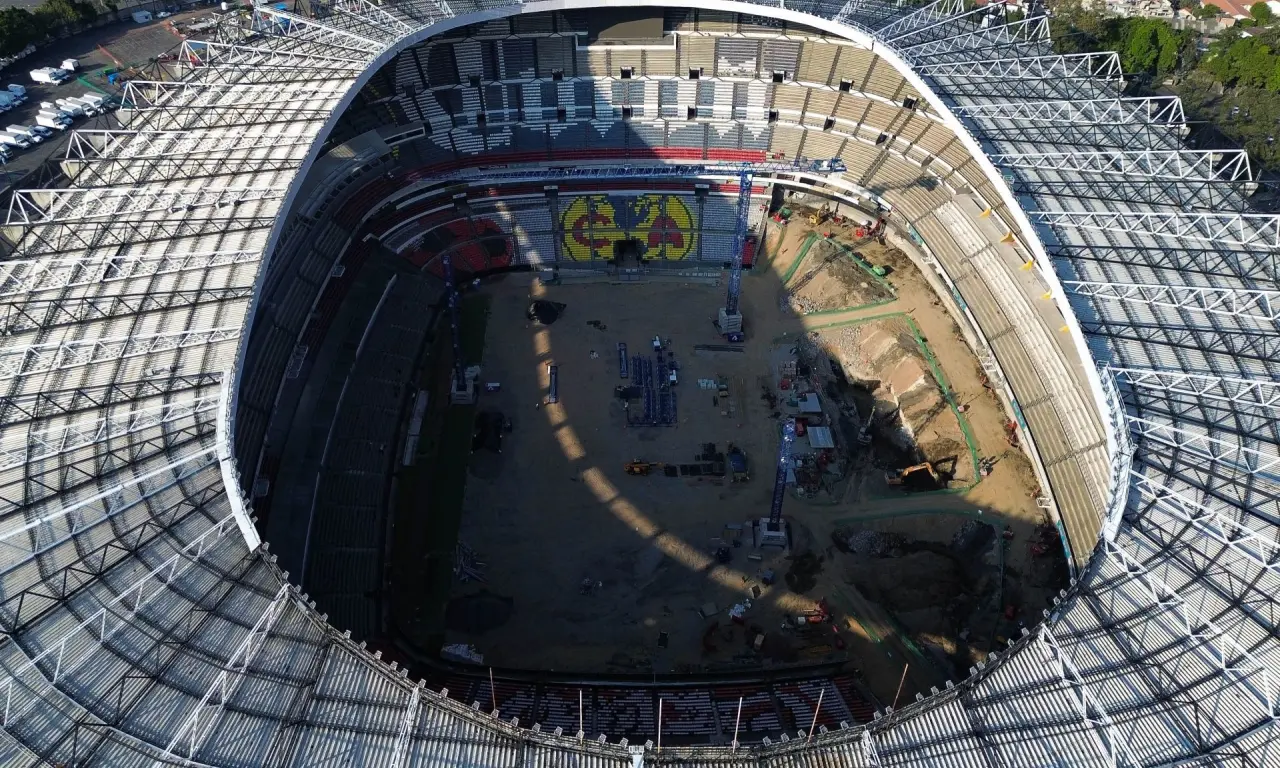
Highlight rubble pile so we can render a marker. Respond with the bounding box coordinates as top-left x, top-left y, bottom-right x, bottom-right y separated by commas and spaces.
833, 527, 907, 557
